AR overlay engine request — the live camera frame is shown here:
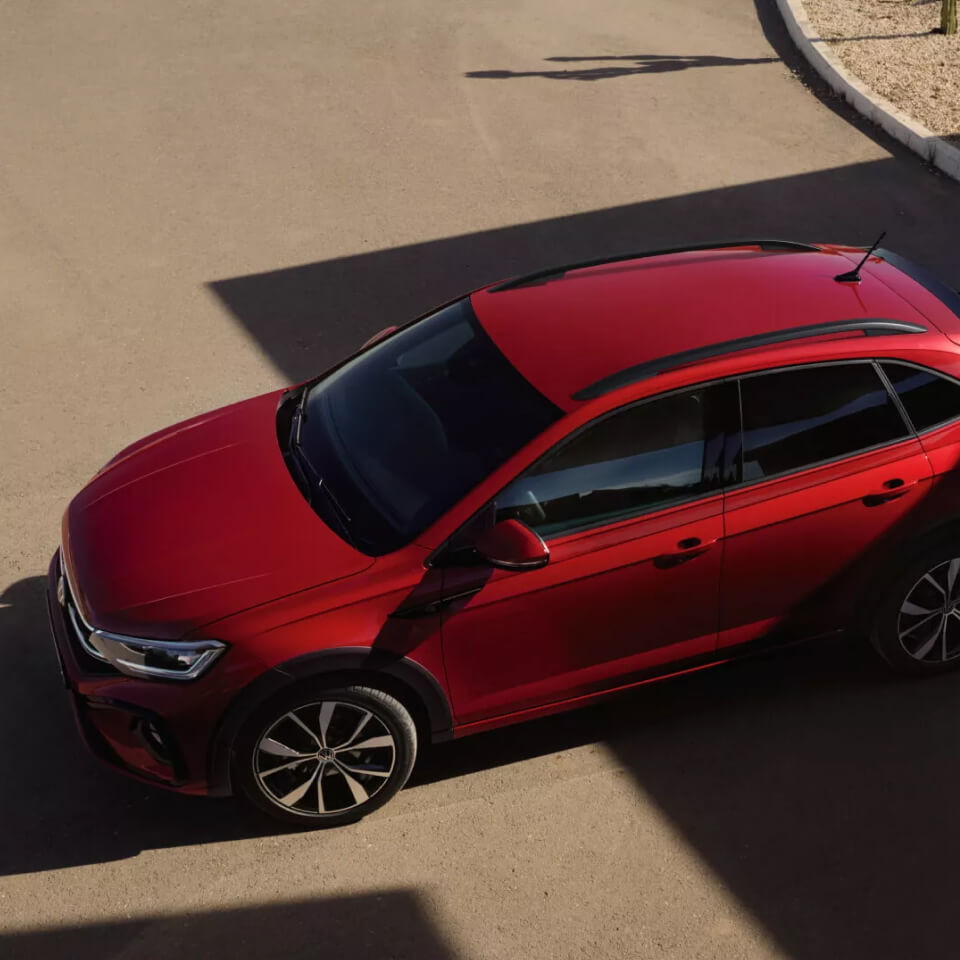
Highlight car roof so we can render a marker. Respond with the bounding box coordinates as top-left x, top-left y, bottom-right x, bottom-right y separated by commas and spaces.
470, 244, 933, 410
